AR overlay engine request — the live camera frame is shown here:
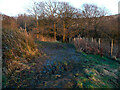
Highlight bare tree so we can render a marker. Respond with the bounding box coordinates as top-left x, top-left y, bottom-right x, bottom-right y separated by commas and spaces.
81, 4, 107, 38
43, 1, 58, 40
57, 2, 78, 42
29, 1, 59, 40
